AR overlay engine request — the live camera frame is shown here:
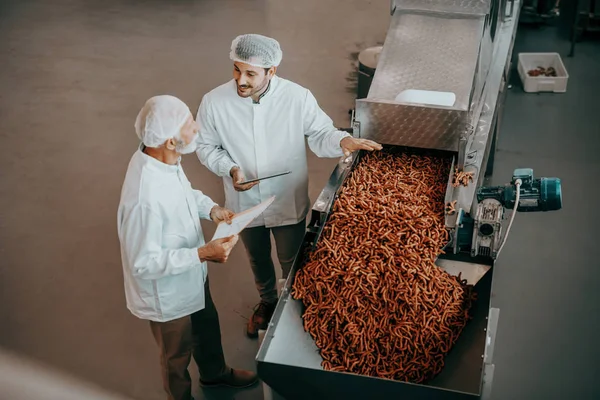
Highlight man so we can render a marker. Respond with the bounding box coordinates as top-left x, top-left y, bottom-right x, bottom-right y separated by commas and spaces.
195, 34, 382, 338
117, 95, 258, 400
